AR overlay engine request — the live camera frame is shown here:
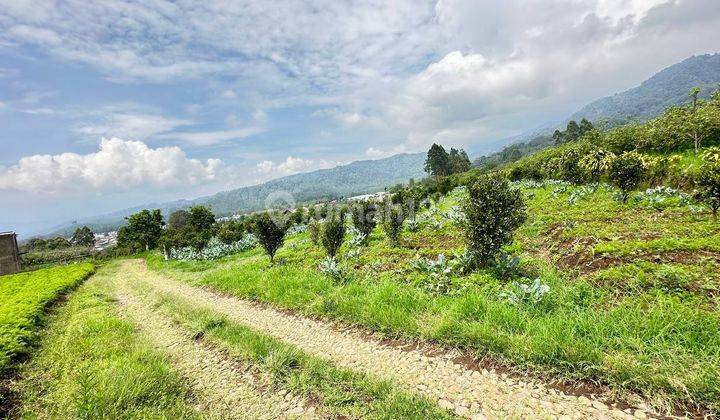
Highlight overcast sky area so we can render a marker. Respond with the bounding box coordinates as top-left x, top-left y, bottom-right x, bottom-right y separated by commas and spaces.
1, 0, 719, 235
